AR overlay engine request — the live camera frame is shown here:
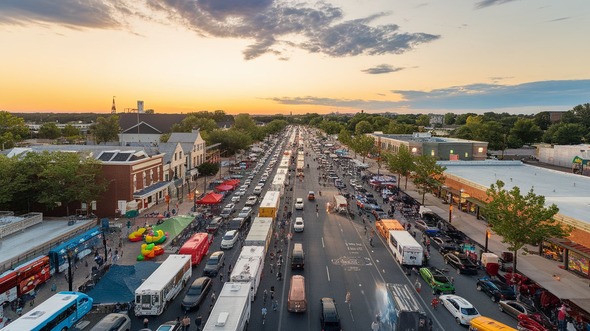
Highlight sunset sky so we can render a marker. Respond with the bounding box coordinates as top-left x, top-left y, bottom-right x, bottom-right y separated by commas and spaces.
1, 0, 589, 115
